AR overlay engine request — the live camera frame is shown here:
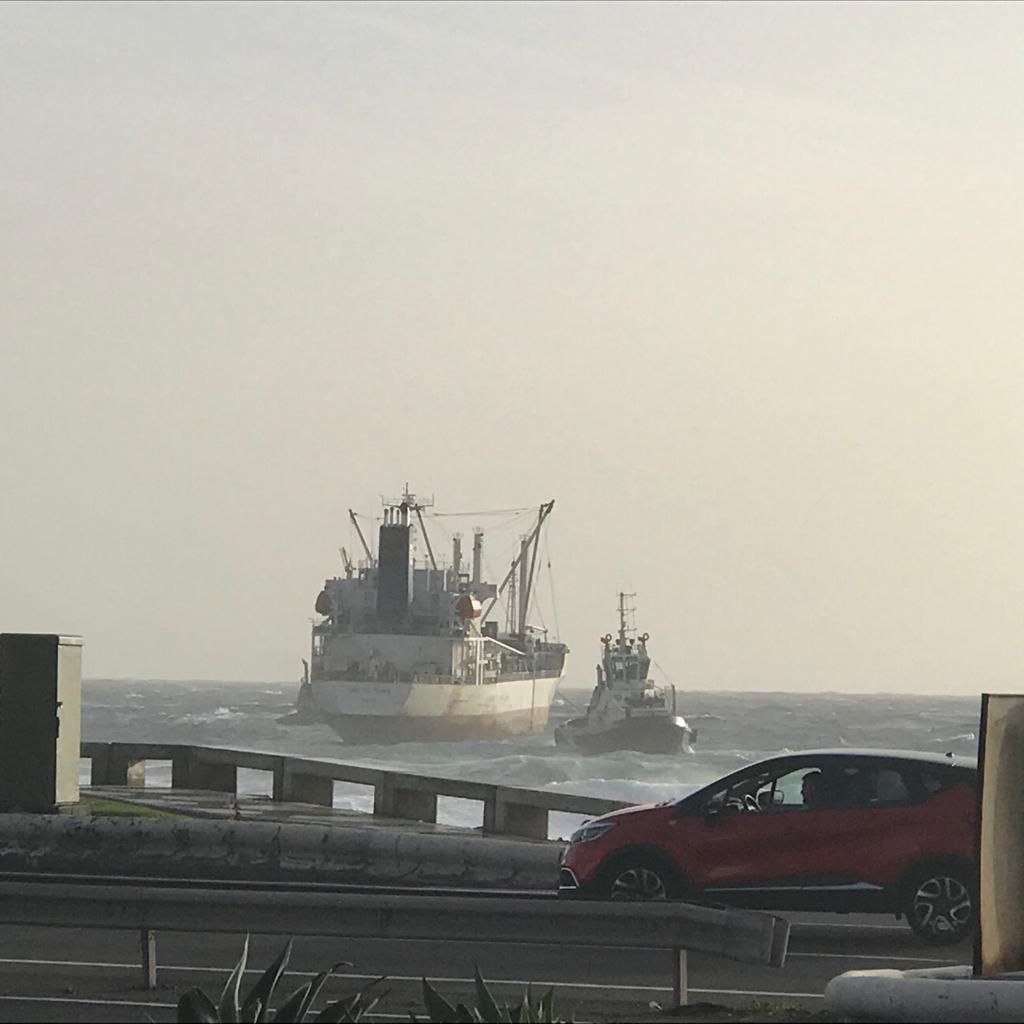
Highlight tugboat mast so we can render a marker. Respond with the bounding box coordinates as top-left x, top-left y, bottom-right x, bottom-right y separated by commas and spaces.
618, 591, 636, 649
